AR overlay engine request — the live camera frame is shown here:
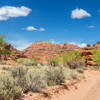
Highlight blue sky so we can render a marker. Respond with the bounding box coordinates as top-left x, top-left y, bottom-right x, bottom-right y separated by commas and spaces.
0, 0, 100, 50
